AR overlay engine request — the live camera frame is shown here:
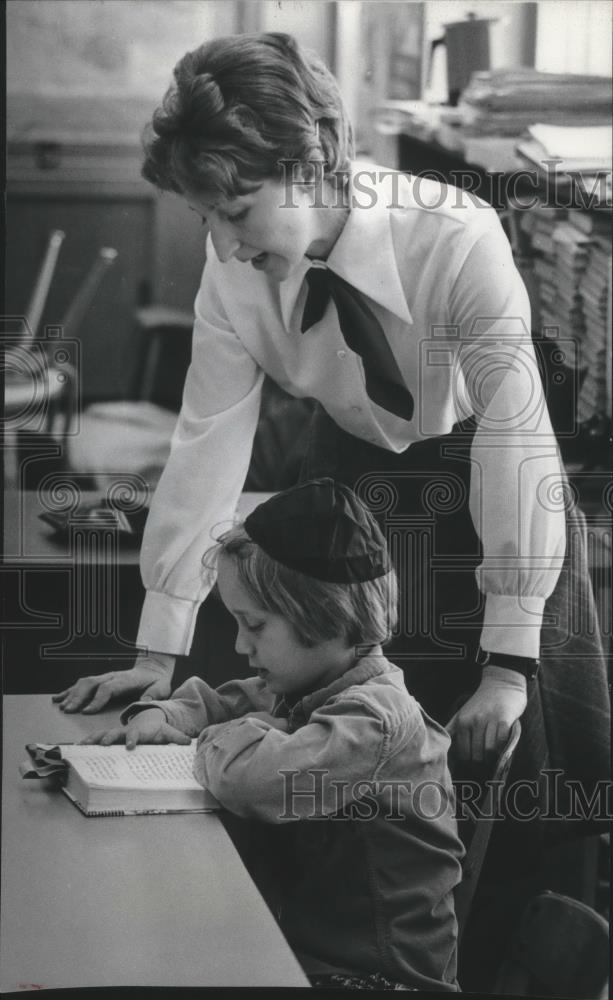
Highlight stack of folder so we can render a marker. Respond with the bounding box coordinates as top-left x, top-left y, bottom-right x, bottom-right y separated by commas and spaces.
551, 221, 591, 343
524, 206, 612, 427
521, 208, 593, 370
519, 208, 574, 333
574, 218, 612, 423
